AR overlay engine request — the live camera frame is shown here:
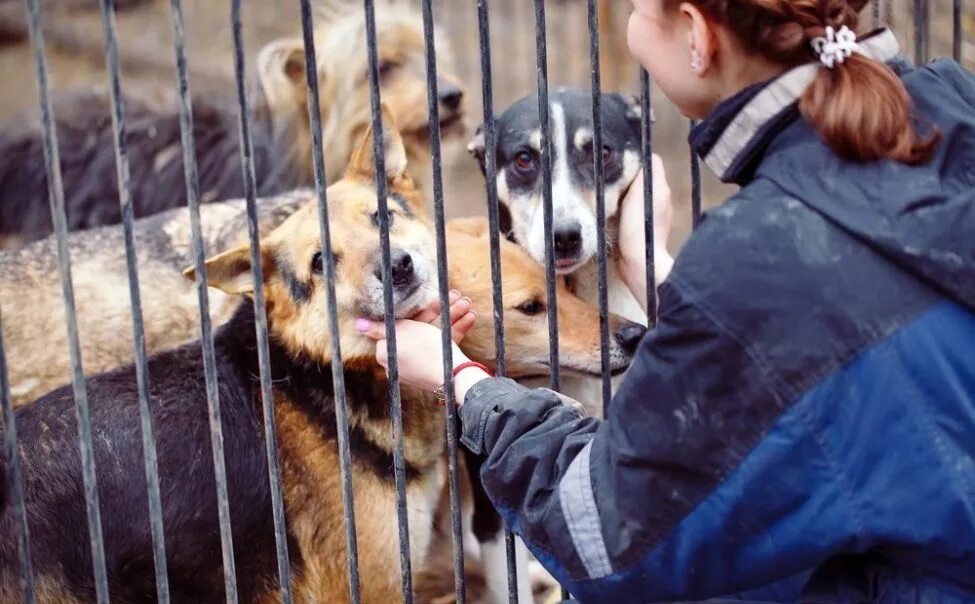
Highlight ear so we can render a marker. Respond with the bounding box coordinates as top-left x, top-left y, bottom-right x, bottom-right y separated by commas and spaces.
182, 244, 272, 296
447, 216, 490, 238
347, 104, 408, 181
256, 37, 309, 115
621, 93, 654, 124
466, 124, 486, 174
